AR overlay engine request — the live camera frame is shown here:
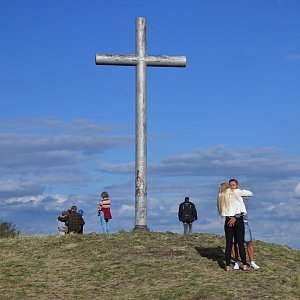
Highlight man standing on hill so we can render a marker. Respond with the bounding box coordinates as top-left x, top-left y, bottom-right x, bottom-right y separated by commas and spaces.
229, 179, 260, 269
178, 197, 197, 235
58, 205, 85, 234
